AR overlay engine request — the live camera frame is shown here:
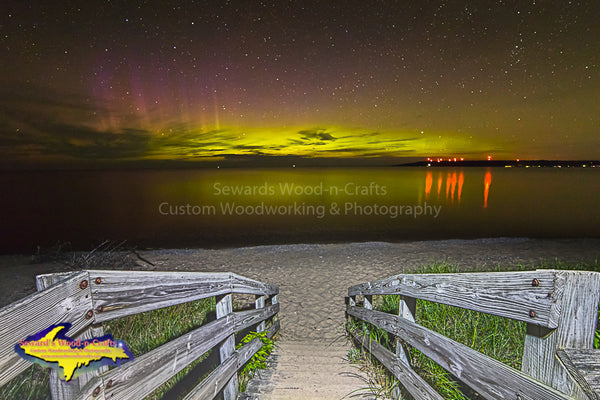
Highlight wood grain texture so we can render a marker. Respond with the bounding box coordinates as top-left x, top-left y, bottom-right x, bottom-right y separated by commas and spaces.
233, 304, 279, 333
75, 316, 234, 400
349, 270, 561, 328
231, 274, 278, 296
557, 349, 600, 400
347, 305, 576, 400
2, 269, 279, 399
0, 271, 93, 386
255, 295, 266, 333
36, 273, 108, 400
182, 321, 279, 400
87, 270, 233, 322
72, 301, 280, 400
350, 330, 444, 400
217, 294, 238, 400
522, 271, 600, 400
395, 296, 417, 388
